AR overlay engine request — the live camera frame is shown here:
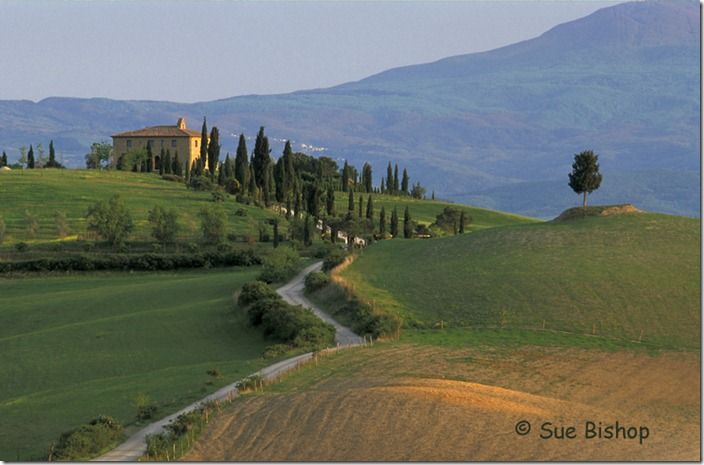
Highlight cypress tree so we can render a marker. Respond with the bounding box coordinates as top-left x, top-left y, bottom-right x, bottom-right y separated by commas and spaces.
390, 207, 399, 237
393, 164, 399, 193
248, 165, 258, 200
348, 190, 354, 214
164, 149, 172, 175
184, 160, 191, 186
568, 150, 603, 209
27, 145, 35, 169
293, 185, 301, 216
274, 156, 285, 203
341, 160, 350, 192
432, 191, 435, 200
234, 134, 249, 189
386, 162, 393, 194
146, 142, 153, 172
358, 195, 363, 219
252, 127, 271, 189
200, 117, 208, 168
362, 163, 373, 193
283, 141, 295, 200
159, 148, 165, 175
403, 206, 412, 238
365, 195, 373, 219
459, 211, 466, 234
1, 151, 7, 167
47, 140, 59, 168
303, 214, 312, 246
401, 168, 409, 194
380, 177, 385, 193
217, 162, 225, 185
223, 154, 233, 179
326, 187, 335, 216
273, 219, 279, 248
379, 206, 386, 235
207, 127, 220, 178
173, 152, 181, 176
